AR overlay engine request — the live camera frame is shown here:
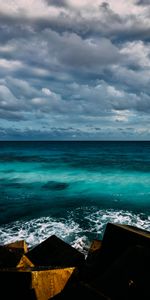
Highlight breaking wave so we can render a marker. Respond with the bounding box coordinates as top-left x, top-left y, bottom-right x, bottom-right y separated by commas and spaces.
0, 207, 150, 254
